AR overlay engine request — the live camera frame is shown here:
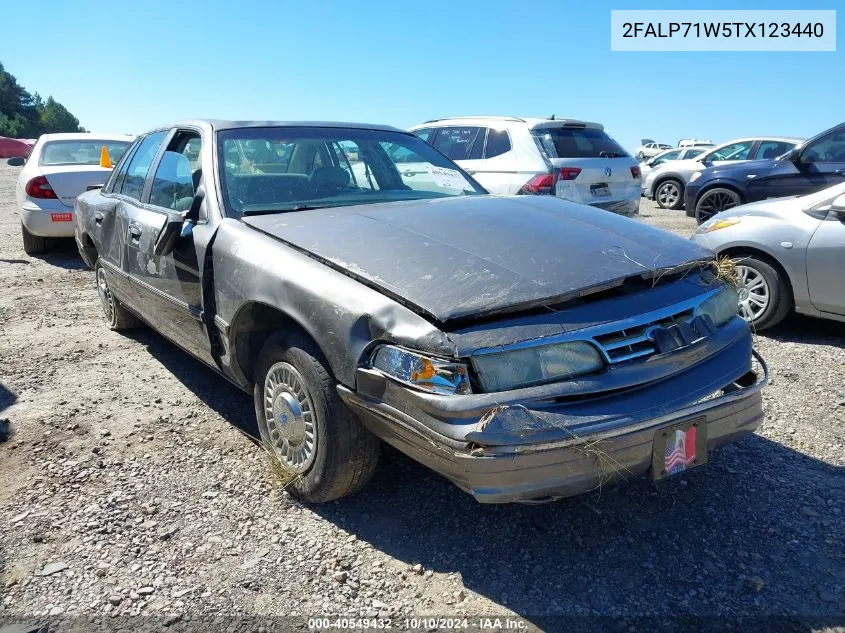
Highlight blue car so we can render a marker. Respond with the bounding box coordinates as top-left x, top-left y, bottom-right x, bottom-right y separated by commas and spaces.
686, 122, 845, 224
